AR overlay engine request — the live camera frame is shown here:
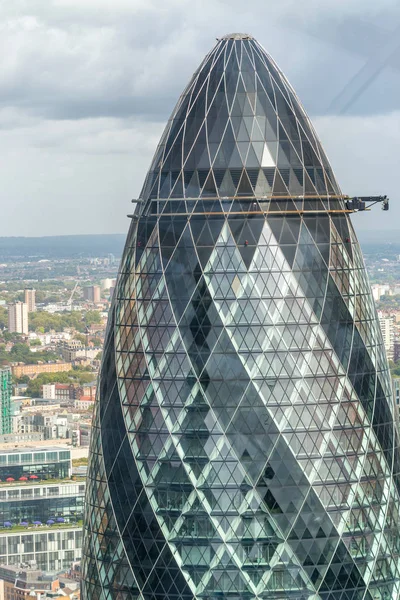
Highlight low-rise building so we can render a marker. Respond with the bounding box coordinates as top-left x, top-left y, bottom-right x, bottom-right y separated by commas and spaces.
71, 423, 91, 447
0, 480, 85, 526
73, 397, 94, 411
73, 348, 101, 362
54, 385, 74, 403
13, 383, 28, 397
76, 385, 96, 401
0, 447, 84, 573
42, 384, 56, 400
41, 383, 95, 406
11, 412, 76, 442
0, 563, 59, 600
0, 433, 44, 444
0, 446, 72, 481
0, 527, 82, 574
61, 341, 82, 363
11, 364, 72, 378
